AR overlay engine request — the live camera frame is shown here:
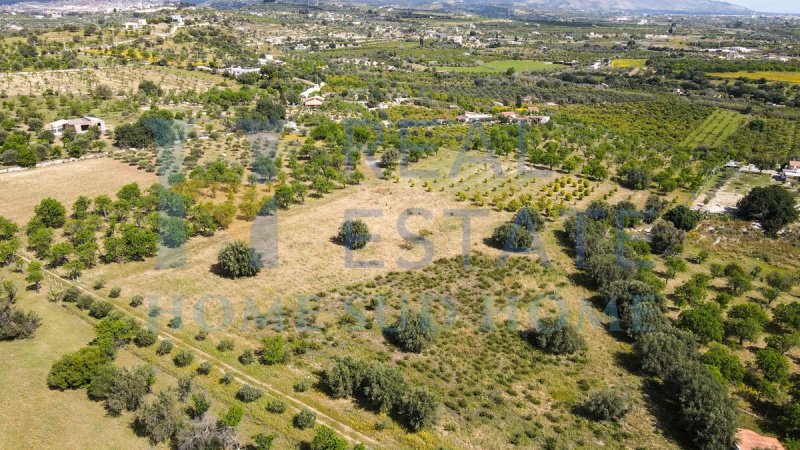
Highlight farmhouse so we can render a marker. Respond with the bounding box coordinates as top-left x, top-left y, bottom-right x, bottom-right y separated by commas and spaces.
304, 96, 325, 108
781, 160, 800, 180
123, 19, 147, 30
48, 116, 106, 136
